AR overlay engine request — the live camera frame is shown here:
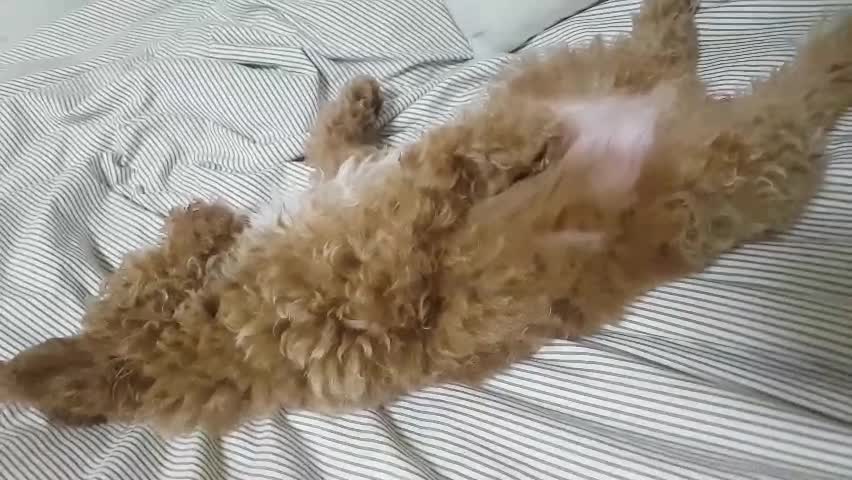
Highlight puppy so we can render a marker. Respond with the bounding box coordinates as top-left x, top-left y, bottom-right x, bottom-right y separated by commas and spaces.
2, 0, 851, 436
